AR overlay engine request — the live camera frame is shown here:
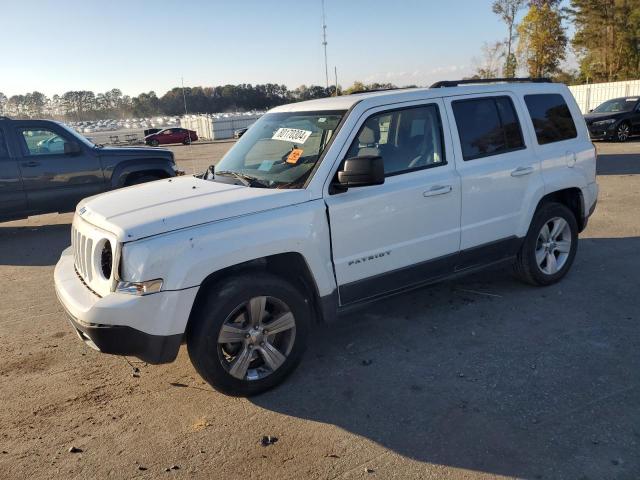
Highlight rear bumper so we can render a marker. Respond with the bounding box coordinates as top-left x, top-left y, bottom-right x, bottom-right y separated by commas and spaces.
54, 247, 197, 364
